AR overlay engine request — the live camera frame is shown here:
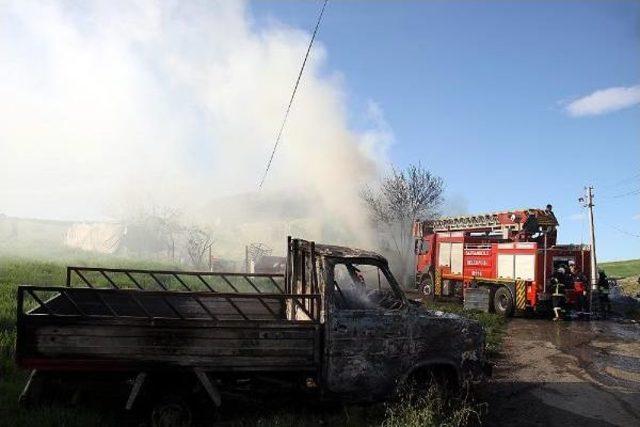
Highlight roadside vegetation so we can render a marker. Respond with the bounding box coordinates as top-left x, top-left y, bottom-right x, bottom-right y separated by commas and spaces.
601, 259, 640, 299
423, 301, 507, 356
229, 386, 485, 427
0, 256, 501, 426
382, 385, 485, 427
